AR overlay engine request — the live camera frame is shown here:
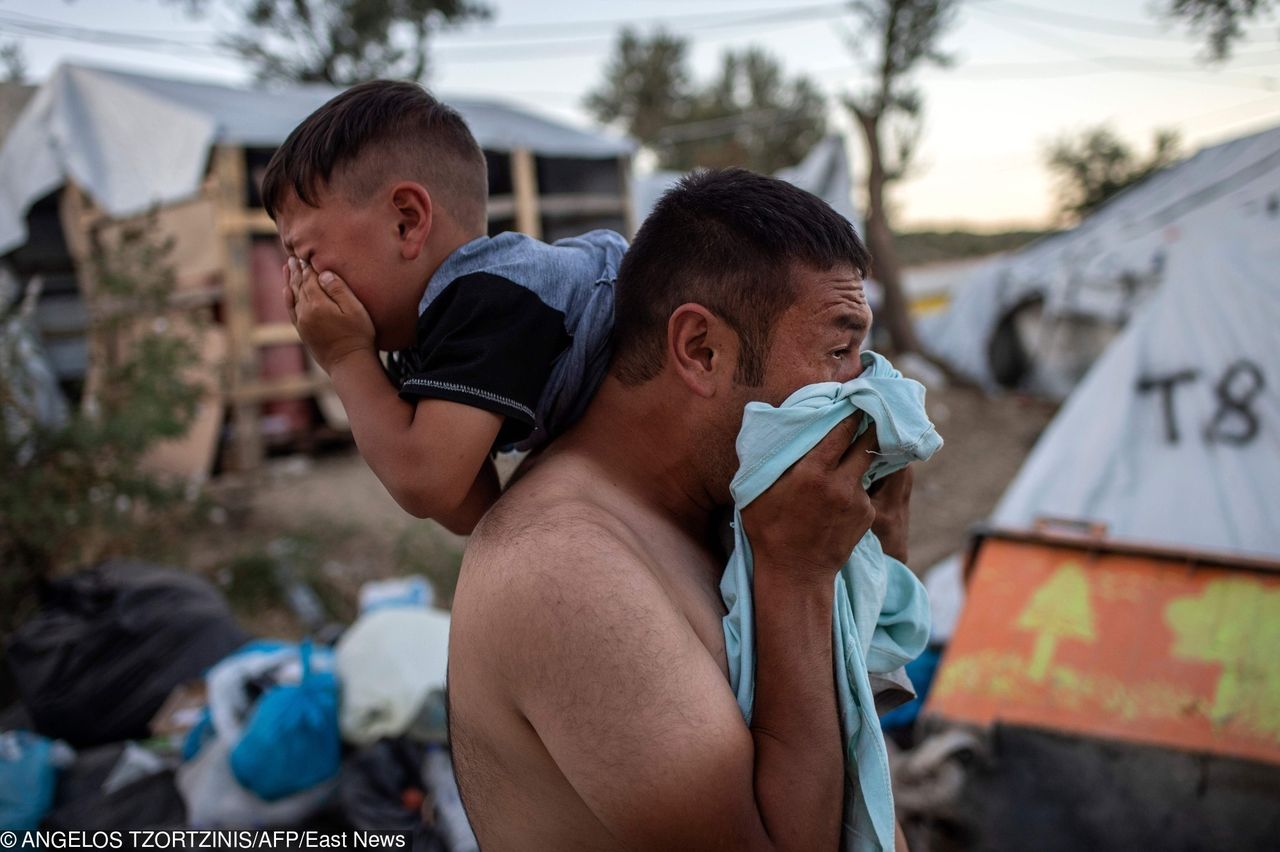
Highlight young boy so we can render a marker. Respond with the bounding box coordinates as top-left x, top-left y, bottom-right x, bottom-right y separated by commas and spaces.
263, 81, 626, 534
